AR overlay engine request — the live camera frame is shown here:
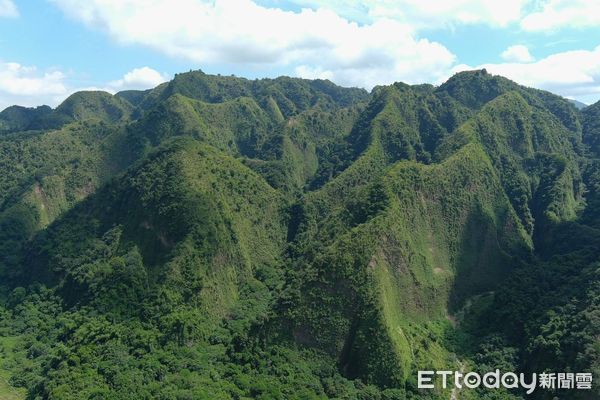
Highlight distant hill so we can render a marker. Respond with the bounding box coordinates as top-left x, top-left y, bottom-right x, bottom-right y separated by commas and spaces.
0, 105, 52, 133
569, 98, 588, 110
